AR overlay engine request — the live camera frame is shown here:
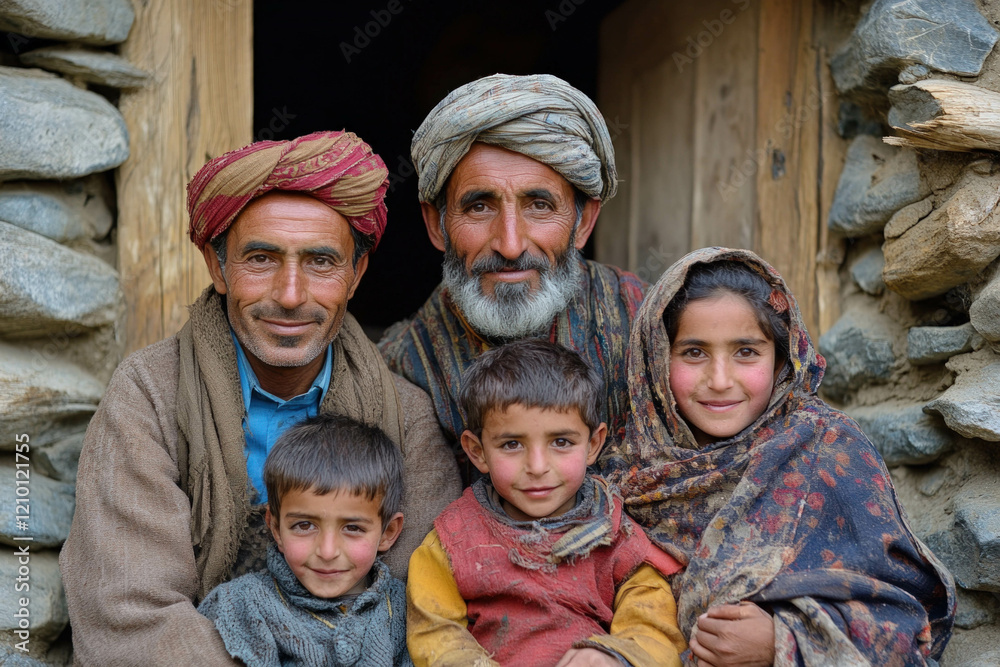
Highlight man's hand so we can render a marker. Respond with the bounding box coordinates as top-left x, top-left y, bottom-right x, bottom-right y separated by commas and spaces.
689, 601, 774, 667
554, 647, 623, 667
